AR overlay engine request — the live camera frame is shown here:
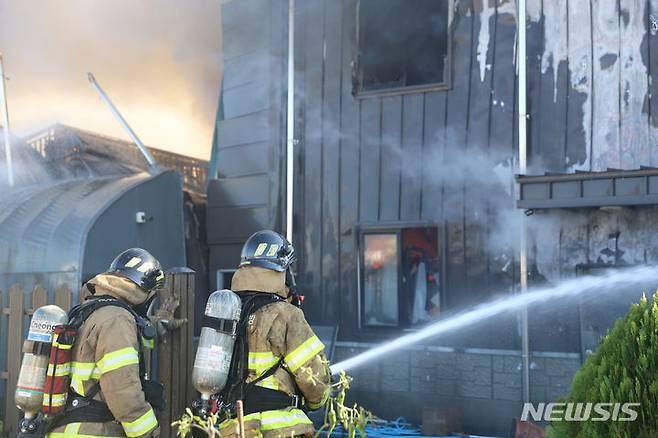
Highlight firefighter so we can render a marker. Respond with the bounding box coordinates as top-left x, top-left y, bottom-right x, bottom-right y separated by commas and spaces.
46, 248, 164, 438
219, 230, 331, 438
